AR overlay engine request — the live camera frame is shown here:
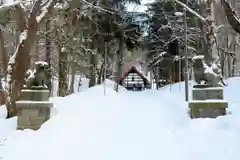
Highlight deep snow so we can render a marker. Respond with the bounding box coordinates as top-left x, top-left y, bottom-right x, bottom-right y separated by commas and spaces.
0, 78, 240, 160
